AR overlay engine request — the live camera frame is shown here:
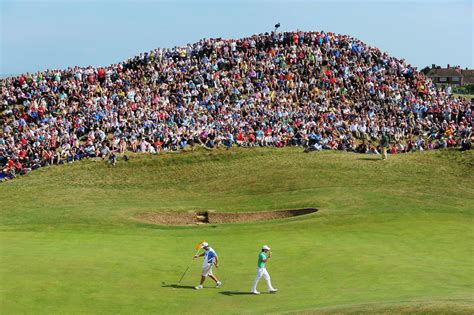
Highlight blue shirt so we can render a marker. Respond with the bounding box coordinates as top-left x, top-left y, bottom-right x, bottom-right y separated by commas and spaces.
203, 247, 217, 266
